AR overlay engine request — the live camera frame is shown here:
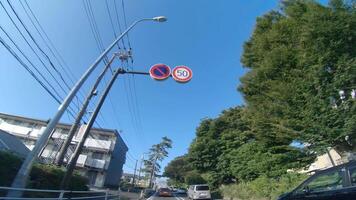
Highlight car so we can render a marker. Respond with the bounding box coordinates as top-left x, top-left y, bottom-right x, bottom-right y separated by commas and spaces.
158, 188, 172, 197
188, 184, 211, 200
176, 188, 187, 194
278, 161, 356, 200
